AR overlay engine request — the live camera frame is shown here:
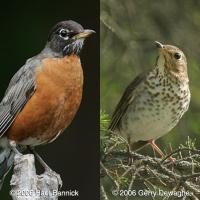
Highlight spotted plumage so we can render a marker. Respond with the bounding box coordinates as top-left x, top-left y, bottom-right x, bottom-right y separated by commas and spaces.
109, 41, 190, 155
